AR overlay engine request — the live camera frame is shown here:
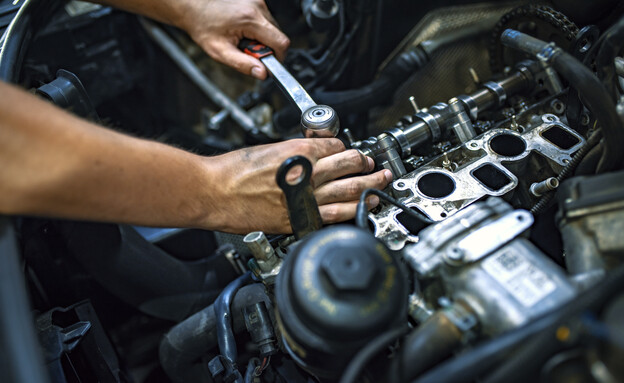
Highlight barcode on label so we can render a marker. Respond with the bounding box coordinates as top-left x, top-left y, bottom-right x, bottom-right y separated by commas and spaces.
482, 249, 557, 307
